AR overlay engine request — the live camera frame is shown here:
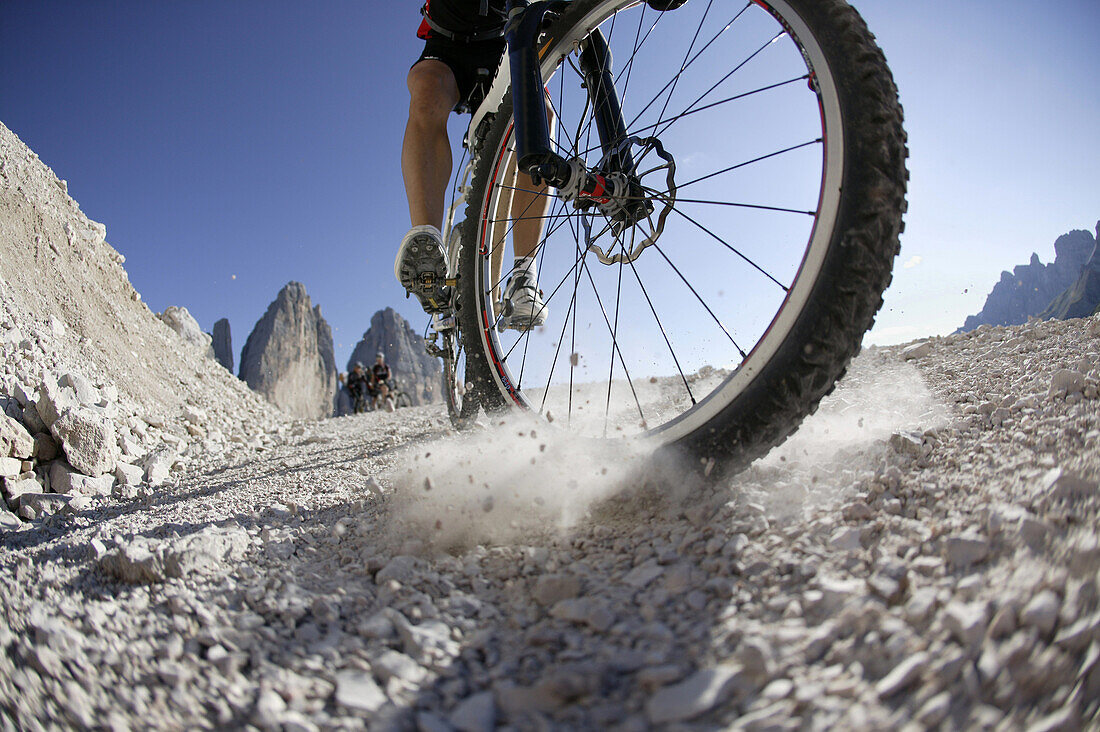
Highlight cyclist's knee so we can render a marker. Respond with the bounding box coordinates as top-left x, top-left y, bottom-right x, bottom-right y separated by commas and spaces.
408, 61, 459, 121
